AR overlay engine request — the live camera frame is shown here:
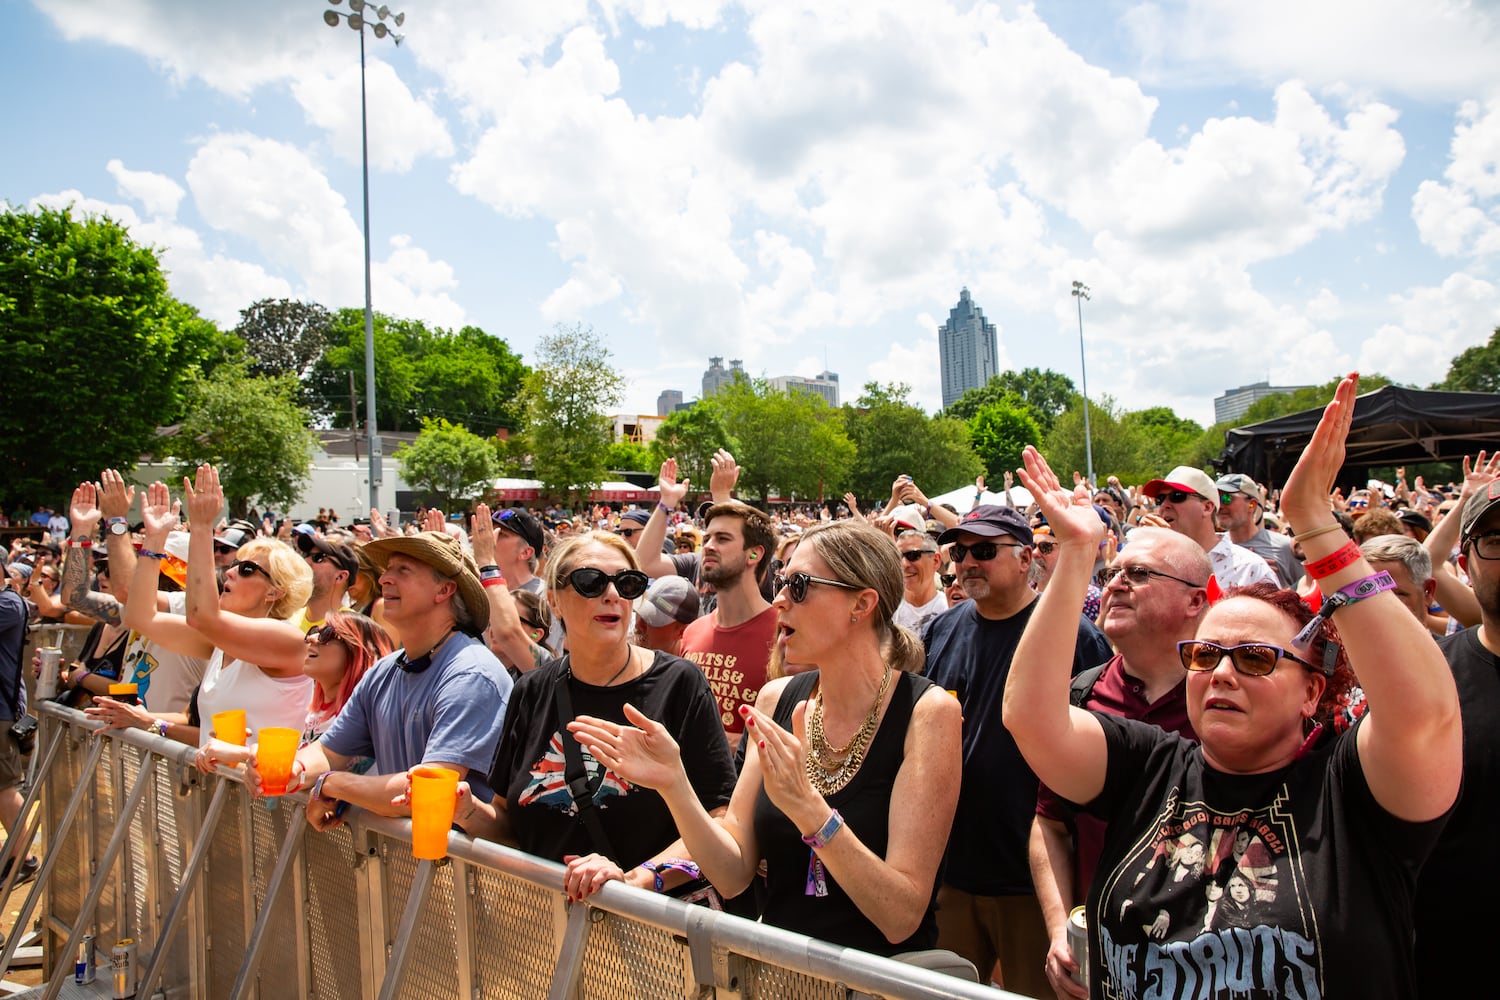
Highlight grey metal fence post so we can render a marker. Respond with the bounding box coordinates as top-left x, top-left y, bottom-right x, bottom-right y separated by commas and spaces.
374, 857, 439, 1000
227, 807, 309, 1000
